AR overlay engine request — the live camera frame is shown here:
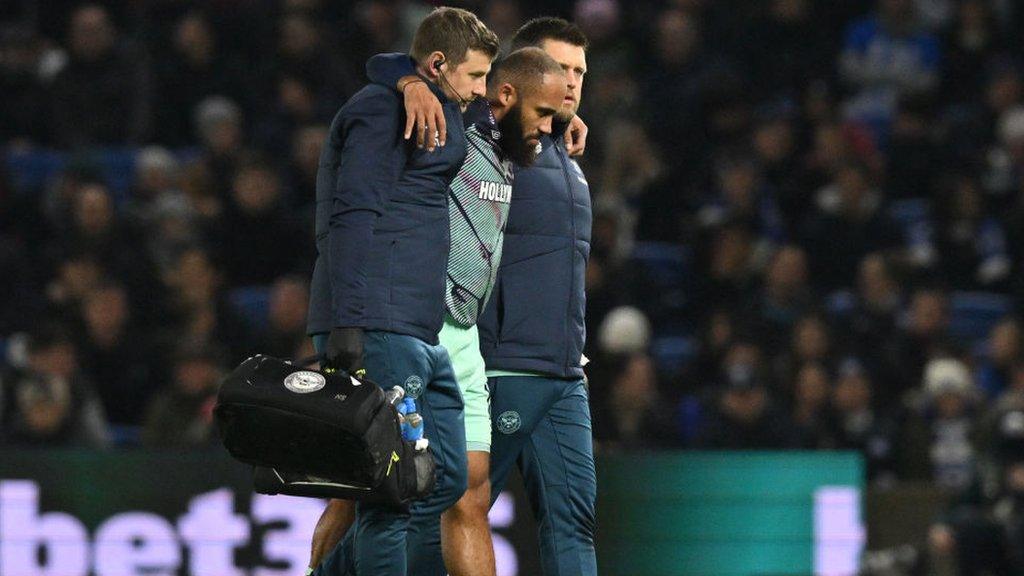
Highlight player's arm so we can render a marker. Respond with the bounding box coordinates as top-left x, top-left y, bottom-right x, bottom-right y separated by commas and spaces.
326, 92, 404, 370
366, 52, 447, 151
